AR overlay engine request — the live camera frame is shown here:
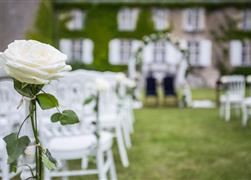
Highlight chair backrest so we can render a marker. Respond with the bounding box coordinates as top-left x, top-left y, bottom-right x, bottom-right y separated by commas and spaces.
0, 79, 23, 136
221, 75, 245, 97
163, 74, 176, 96
99, 74, 119, 116
146, 76, 157, 96
40, 71, 99, 143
